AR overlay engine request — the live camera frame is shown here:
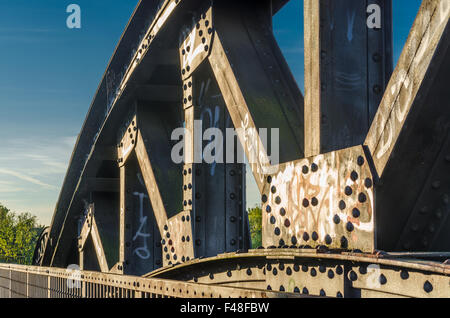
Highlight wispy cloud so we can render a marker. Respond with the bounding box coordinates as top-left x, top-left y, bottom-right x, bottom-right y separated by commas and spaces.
0, 168, 57, 190
0, 136, 77, 224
